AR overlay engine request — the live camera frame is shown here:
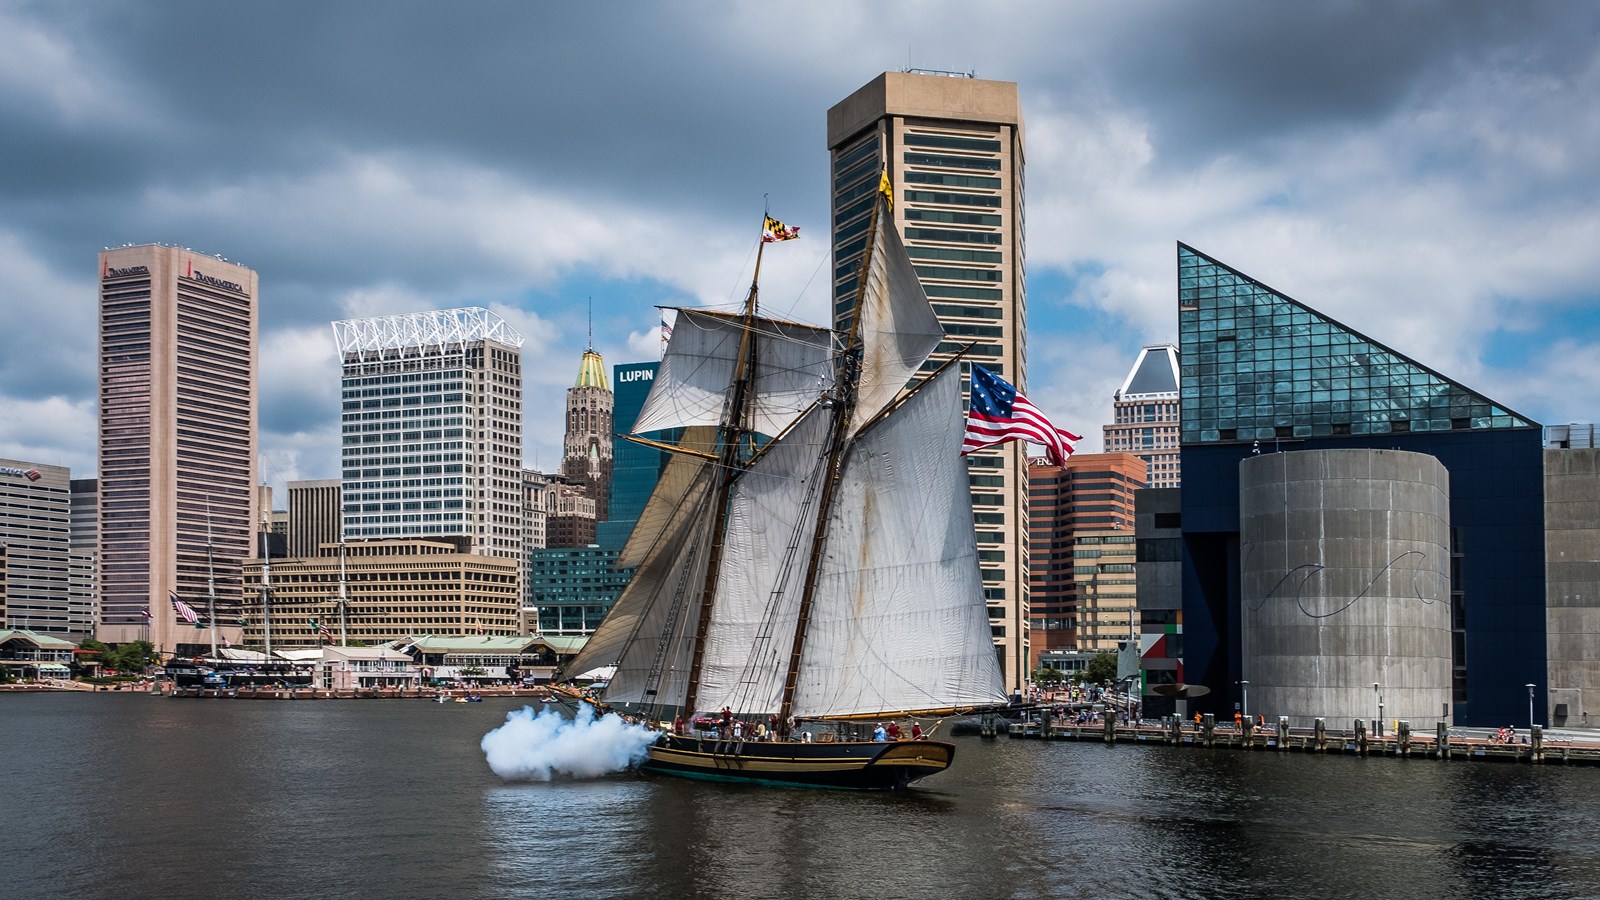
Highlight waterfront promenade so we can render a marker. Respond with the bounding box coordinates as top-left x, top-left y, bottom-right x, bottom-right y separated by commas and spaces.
0, 680, 557, 701
1009, 712, 1600, 765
